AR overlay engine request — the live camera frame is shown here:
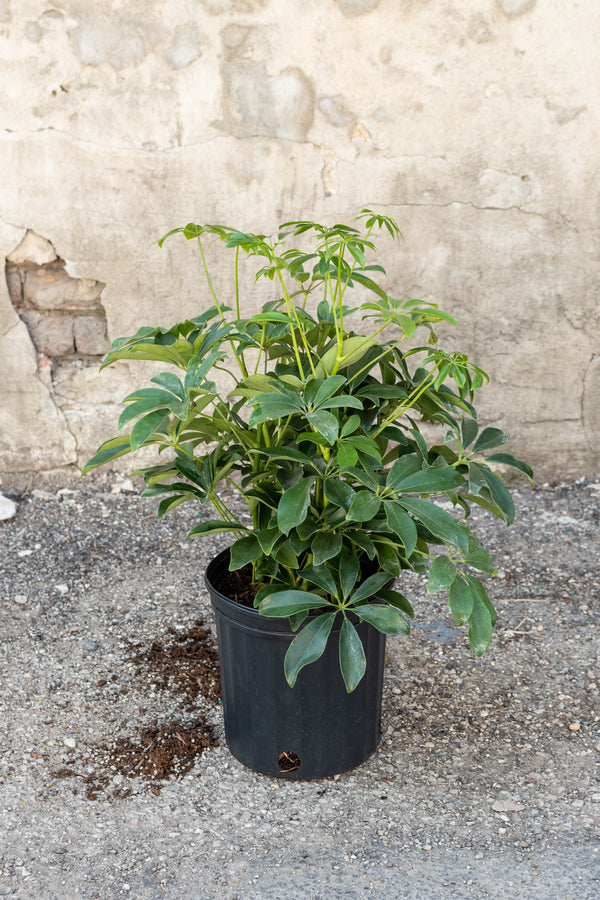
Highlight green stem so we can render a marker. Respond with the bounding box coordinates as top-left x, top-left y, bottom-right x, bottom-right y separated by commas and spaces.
211, 492, 245, 528
234, 245, 241, 319
372, 369, 439, 438
197, 235, 248, 379
274, 266, 314, 379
